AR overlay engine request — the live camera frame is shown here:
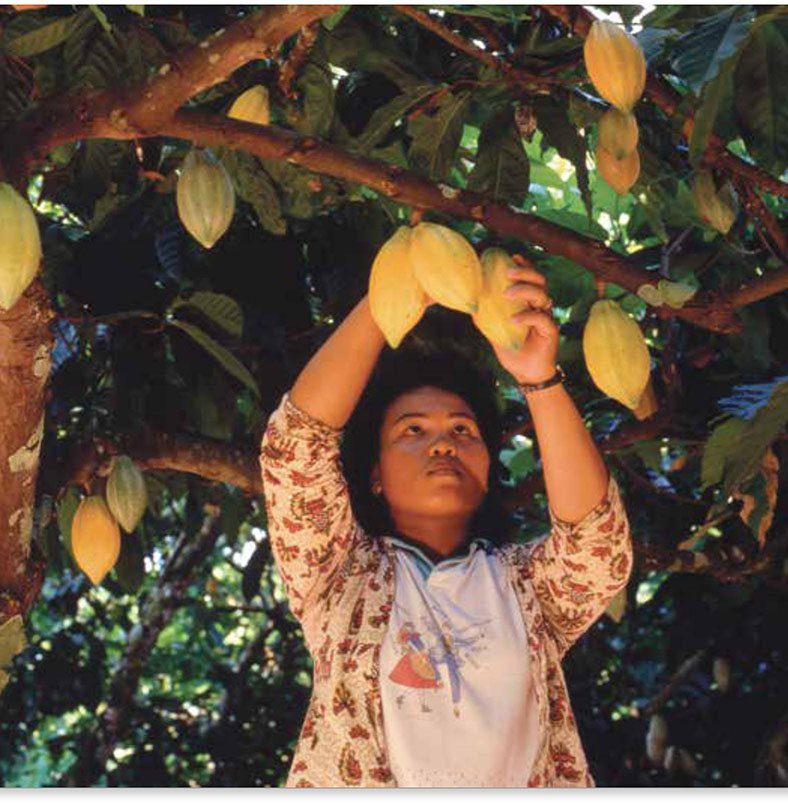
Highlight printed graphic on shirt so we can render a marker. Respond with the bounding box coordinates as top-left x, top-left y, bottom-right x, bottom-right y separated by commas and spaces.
388, 606, 490, 717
